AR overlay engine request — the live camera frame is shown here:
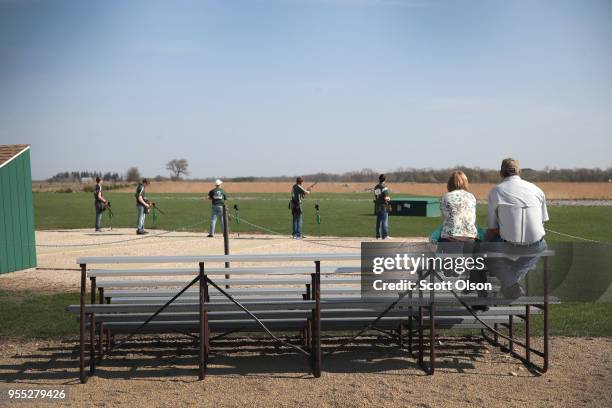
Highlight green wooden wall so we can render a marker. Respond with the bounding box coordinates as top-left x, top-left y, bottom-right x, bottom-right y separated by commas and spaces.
0, 149, 37, 274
